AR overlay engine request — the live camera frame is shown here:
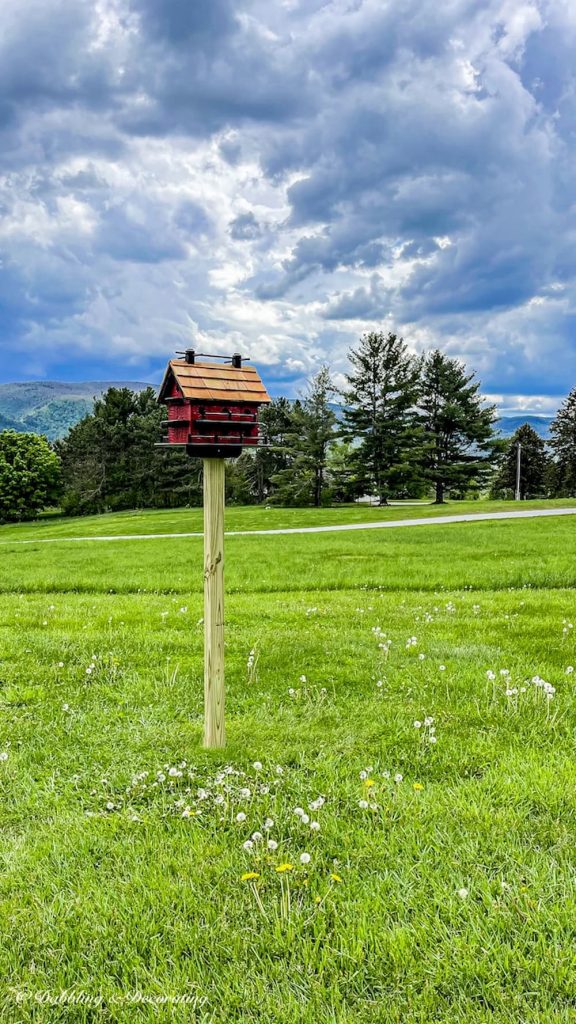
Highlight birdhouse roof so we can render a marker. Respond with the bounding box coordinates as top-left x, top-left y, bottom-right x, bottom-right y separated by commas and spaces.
158, 360, 271, 404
